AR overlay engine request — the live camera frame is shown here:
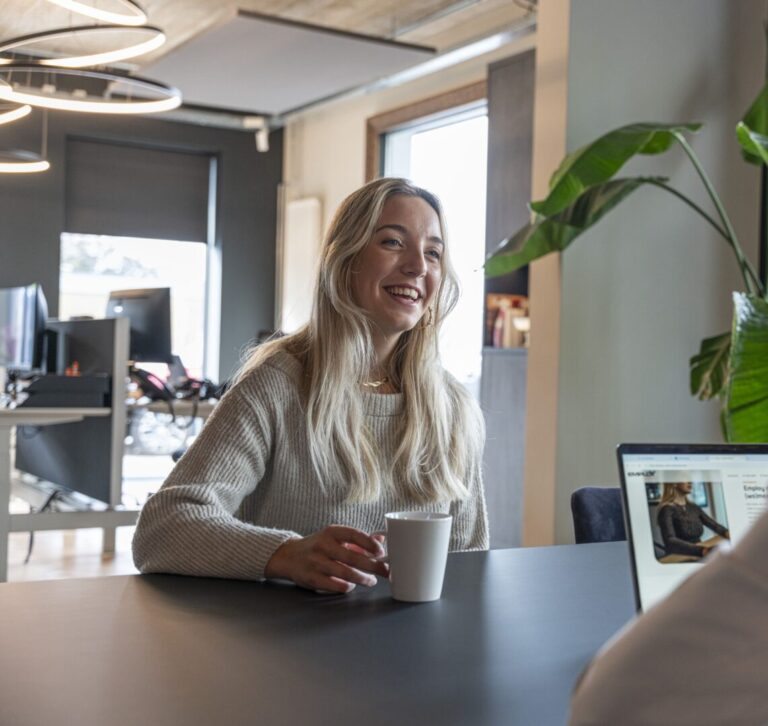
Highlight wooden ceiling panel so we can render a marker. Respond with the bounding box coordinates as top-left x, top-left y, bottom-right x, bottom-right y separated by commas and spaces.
0, 0, 533, 113
1, 0, 532, 62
